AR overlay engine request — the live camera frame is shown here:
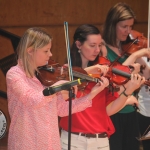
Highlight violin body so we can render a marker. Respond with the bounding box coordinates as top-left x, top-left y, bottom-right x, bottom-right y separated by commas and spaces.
97, 56, 150, 87
36, 63, 68, 86
97, 56, 131, 85
122, 30, 147, 55
36, 59, 100, 91
108, 62, 131, 85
